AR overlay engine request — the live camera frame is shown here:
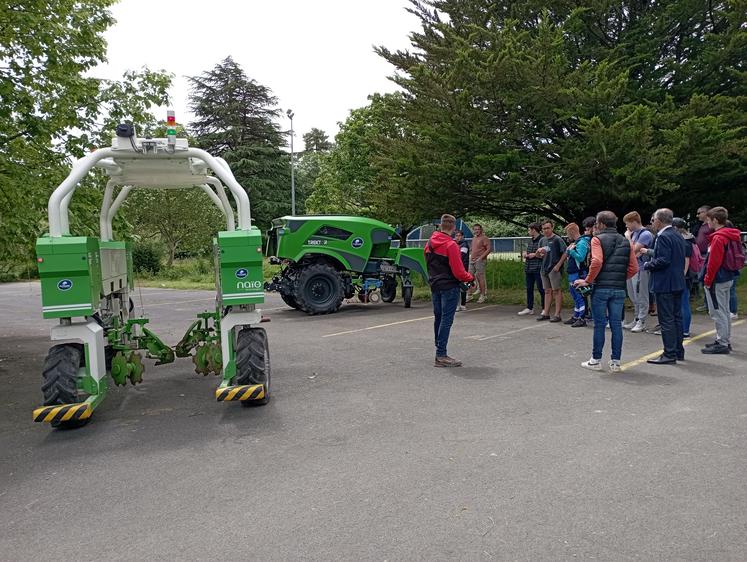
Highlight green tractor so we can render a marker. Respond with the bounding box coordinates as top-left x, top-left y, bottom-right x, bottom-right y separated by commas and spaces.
33, 113, 270, 429
265, 215, 428, 315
